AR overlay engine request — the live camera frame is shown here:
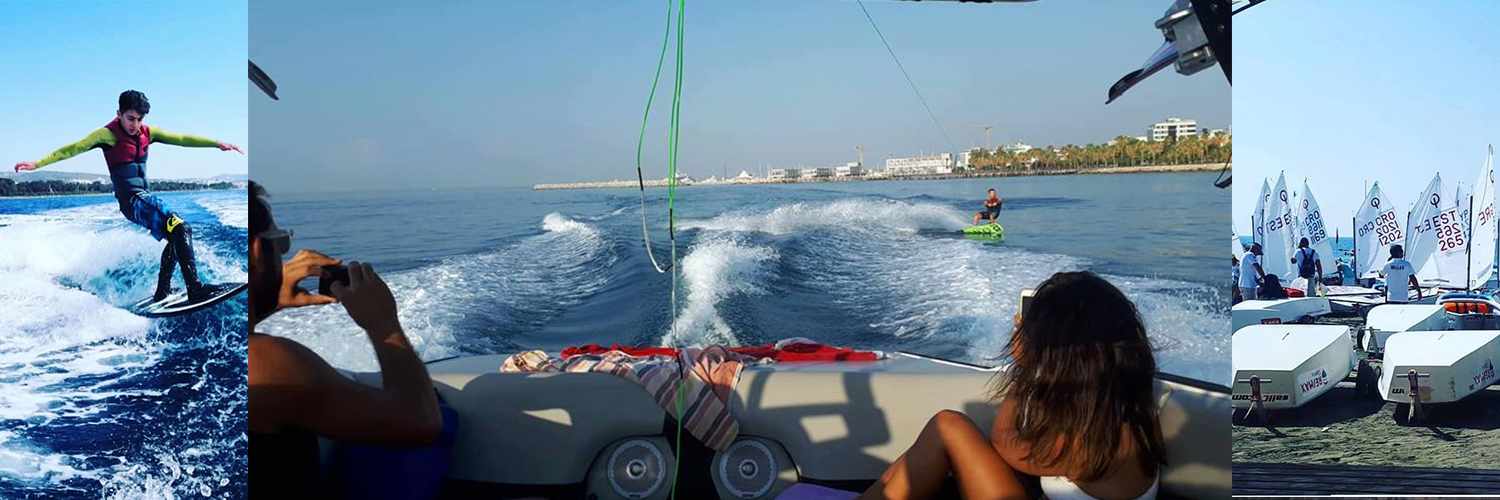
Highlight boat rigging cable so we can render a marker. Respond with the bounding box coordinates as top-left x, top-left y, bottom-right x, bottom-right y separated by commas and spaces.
855, 0, 957, 152
633, 0, 689, 496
